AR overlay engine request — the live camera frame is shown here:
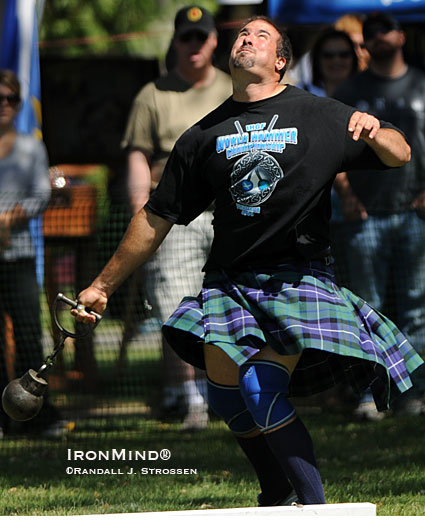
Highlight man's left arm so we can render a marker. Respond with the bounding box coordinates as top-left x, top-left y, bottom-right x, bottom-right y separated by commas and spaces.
348, 111, 411, 167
